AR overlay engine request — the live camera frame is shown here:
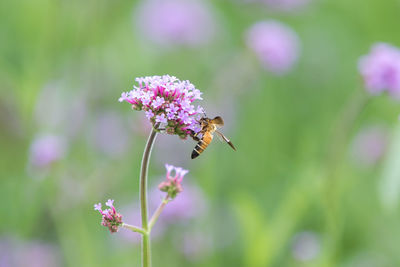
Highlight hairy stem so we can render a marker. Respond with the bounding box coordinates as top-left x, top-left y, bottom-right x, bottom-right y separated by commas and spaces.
148, 196, 170, 232
140, 126, 158, 267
